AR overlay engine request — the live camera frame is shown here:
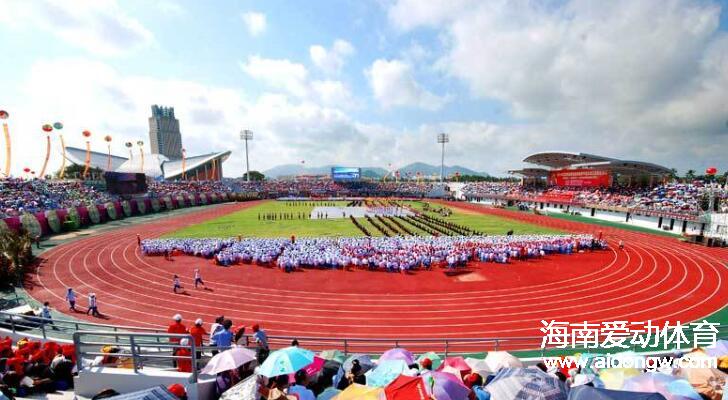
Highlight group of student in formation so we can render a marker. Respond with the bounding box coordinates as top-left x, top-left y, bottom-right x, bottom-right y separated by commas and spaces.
141, 234, 607, 273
